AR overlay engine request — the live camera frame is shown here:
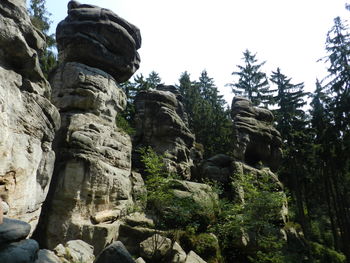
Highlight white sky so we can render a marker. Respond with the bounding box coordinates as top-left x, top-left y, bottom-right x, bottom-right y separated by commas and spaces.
42, 0, 349, 104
